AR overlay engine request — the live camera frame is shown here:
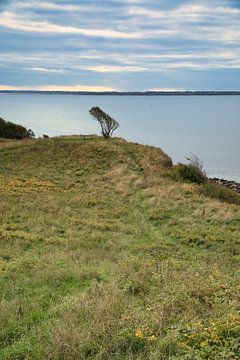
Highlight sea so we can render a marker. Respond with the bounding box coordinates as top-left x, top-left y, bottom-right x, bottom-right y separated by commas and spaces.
0, 93, 239, 181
